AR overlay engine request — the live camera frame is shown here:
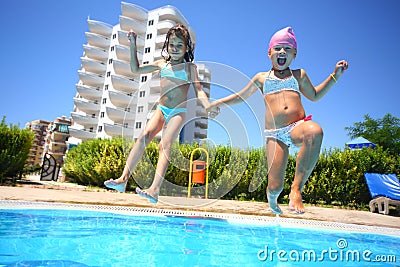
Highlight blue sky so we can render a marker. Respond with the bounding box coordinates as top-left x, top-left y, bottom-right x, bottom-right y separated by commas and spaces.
1, 0, 399, 150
